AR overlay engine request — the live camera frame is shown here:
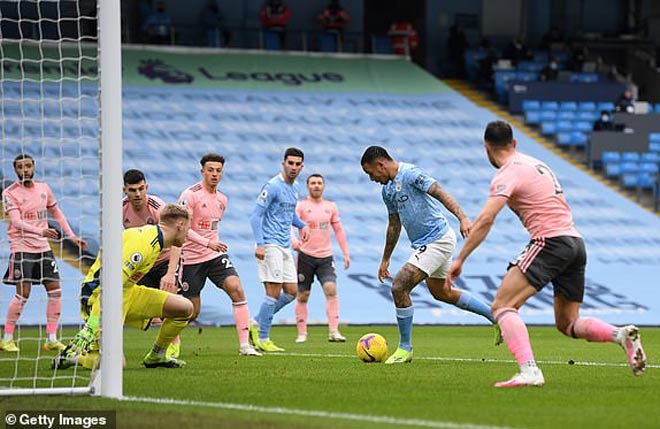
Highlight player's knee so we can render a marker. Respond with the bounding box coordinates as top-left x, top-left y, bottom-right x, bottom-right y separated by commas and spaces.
555, 318, 574, 337
490, 300, 505, 314
172, 297, 194, 319
391, 282, 407, 300
297, 291, 310, 302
